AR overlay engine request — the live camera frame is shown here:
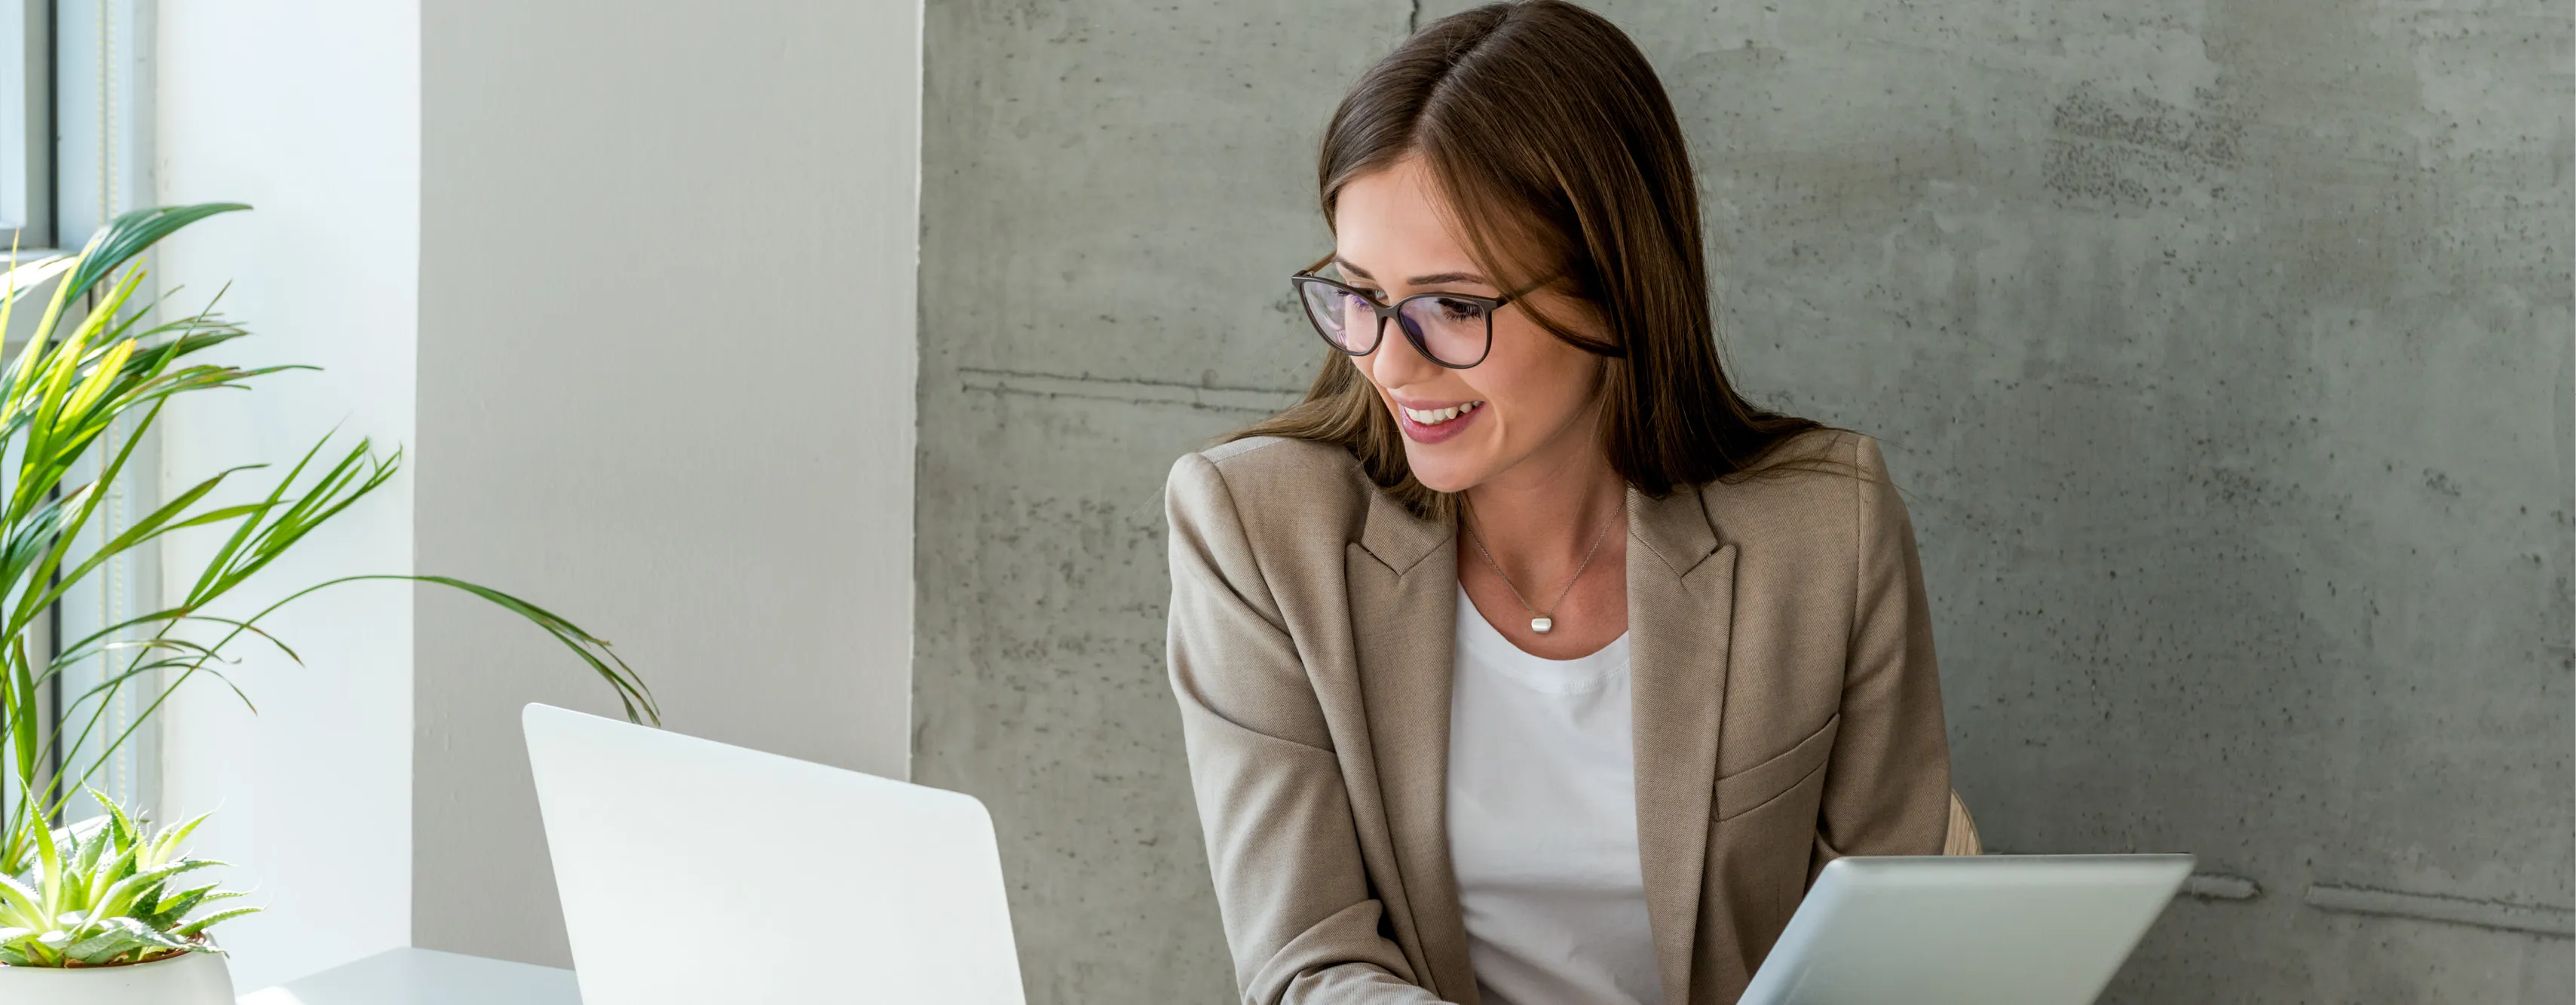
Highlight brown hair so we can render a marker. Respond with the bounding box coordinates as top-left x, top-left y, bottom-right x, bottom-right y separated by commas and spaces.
1230, 0, 1835, 516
